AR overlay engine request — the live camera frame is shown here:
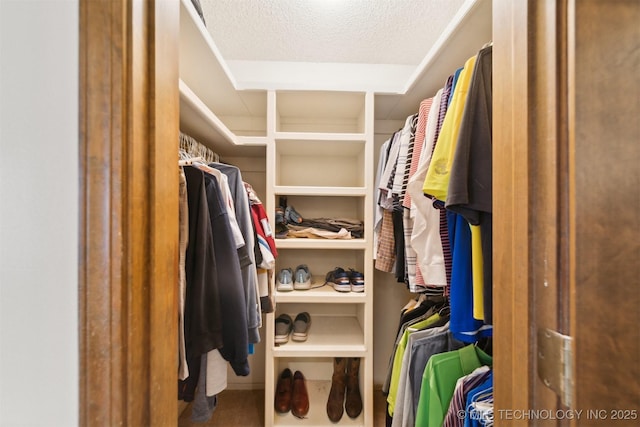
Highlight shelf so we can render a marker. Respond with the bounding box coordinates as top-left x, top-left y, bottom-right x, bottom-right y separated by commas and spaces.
179, 0, 266, 135
274, 186, 366, 197
275, 140, 365, 187
274, 132, 365, 141
179, 80, 266, 157
179, 79, 232, 145
275, 139, 364, 156
276, 281, 366, 303
272, 380, 364, 427
237, 135, 269, 146
275, 238, 367, 250
273, 316, 365, 357
276, 91, 366, 134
